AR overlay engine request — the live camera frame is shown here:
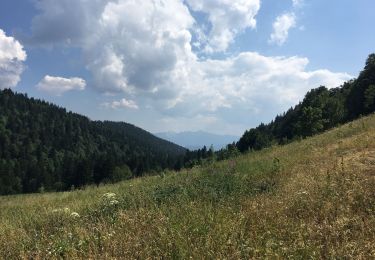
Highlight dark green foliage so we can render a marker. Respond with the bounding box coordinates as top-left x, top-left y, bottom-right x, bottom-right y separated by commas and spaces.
346, 54, 375, 119
364, 84, 375, 112
111, 165, 133, 183
216, 143, 240, 161
237, 53, 375, 152
237, 124, 274, 152
182, 145, 218, 167
298, 106, 325, 136
0, 90, 186, 195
